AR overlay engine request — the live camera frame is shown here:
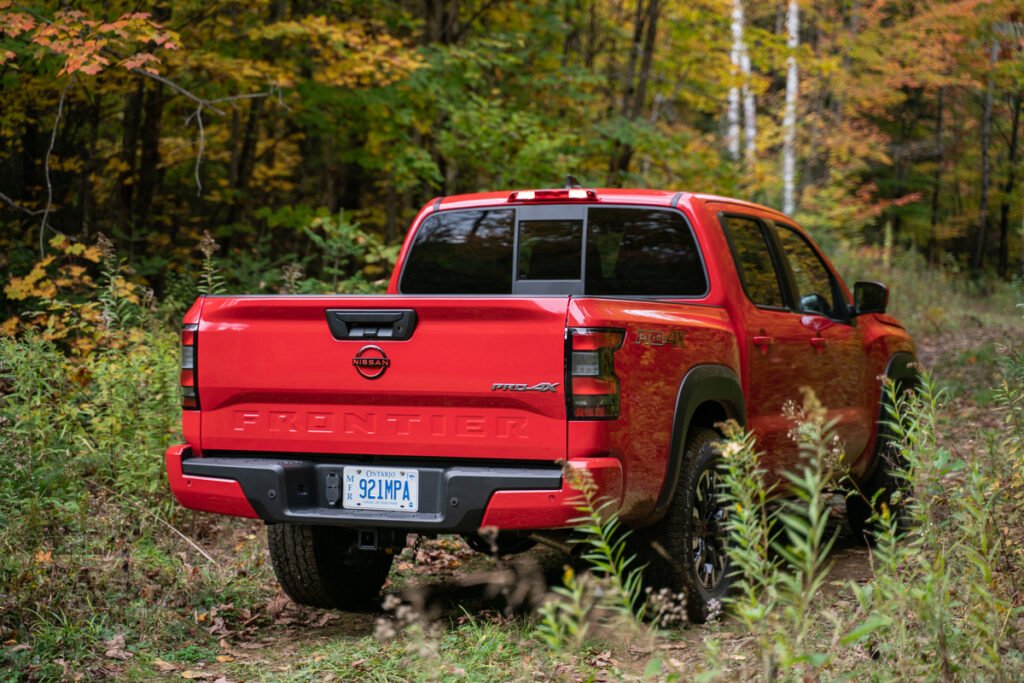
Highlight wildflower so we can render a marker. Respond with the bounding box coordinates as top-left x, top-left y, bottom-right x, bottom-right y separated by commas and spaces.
722, 441, 743, 459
